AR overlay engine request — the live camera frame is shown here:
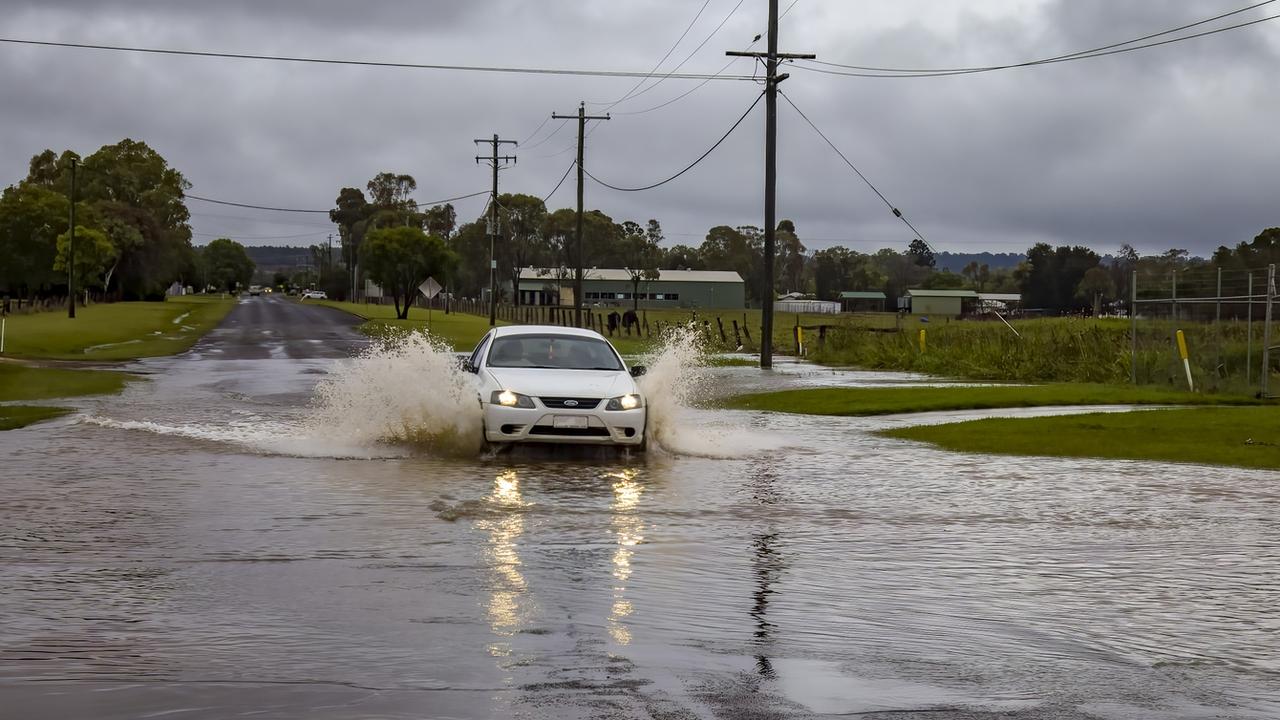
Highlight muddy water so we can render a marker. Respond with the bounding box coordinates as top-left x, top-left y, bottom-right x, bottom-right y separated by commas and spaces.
2, 304, 1279, 719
